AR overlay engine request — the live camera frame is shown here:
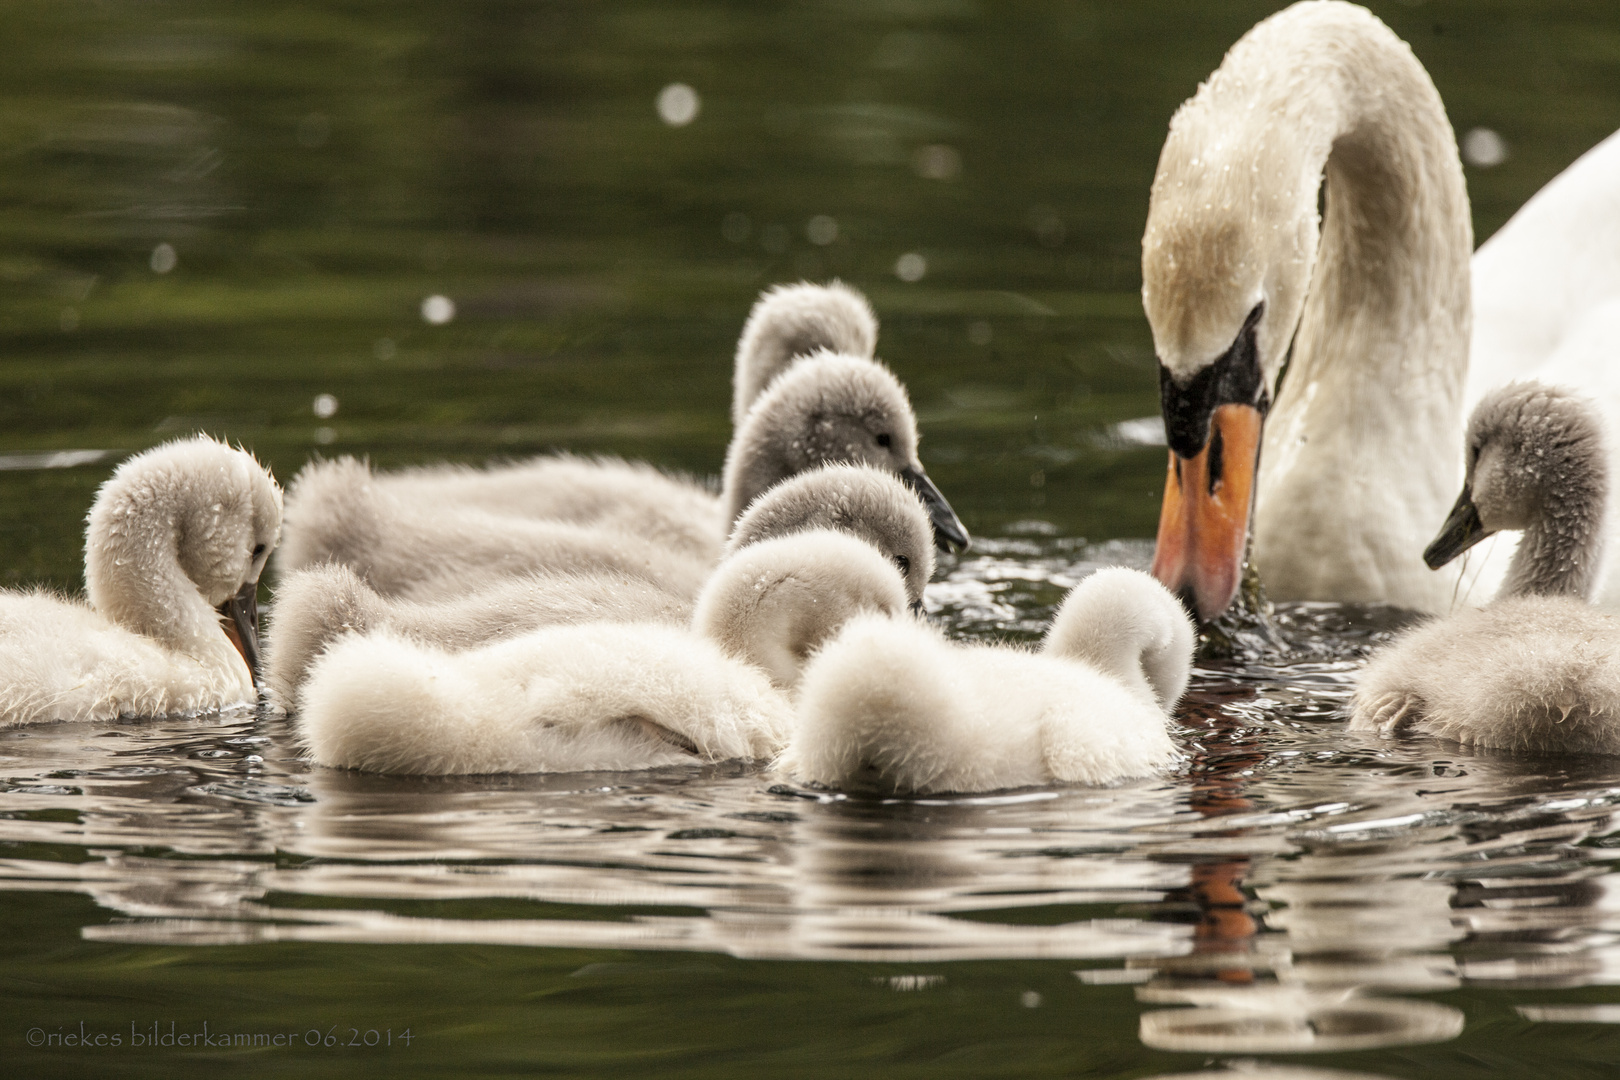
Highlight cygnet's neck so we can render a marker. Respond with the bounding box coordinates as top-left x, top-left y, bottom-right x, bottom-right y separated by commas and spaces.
692, 530, 907, 691
1044, 568, 1195, 711
1503, 455, 1608, 602
85, 468, 233, 656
